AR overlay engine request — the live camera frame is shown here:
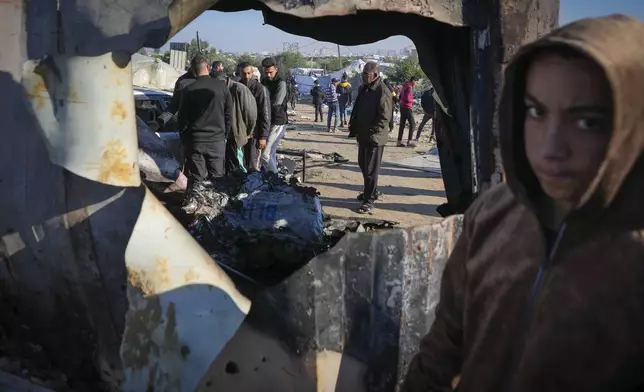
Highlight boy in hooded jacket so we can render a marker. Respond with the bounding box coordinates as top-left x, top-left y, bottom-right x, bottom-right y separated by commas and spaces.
402, 15, 644, 392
